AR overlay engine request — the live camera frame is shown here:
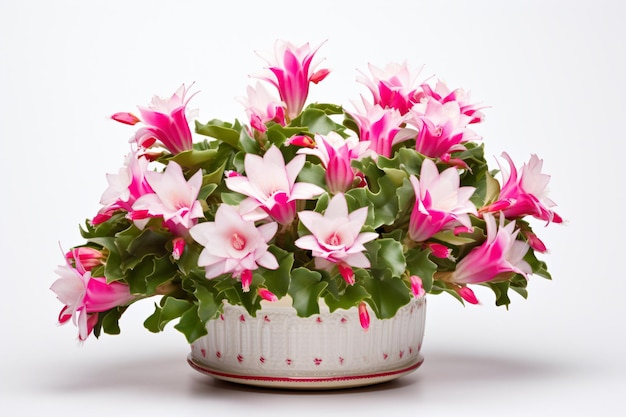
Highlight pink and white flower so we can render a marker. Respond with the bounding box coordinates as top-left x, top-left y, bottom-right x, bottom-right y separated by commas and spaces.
408, 97, 480, 159
420, 80, 486, 124
296, 132, 371, 194
482, 152, 562, 224
408, 158, 477, 242
93, 149, 155, 225
238, 81, 286, 133
349, 97, 412, 158
51, 255, 134, 341
295, 193, 378, 284
256, 40, 330, 121
225, 145, 325, 225
112, 84, 197, 155
449, 213, 531, 285
357, 61, 422, 115
132, 161, 204, 232
189, 204, 279, 288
